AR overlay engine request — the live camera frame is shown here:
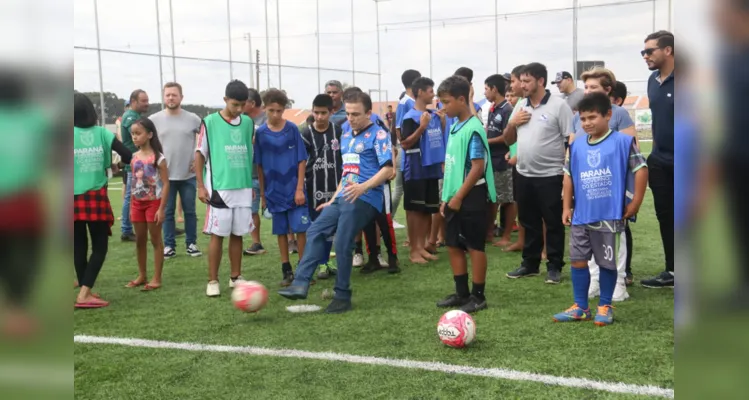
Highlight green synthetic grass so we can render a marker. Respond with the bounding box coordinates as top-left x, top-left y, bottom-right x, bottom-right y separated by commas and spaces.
75, 141, 673, 399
